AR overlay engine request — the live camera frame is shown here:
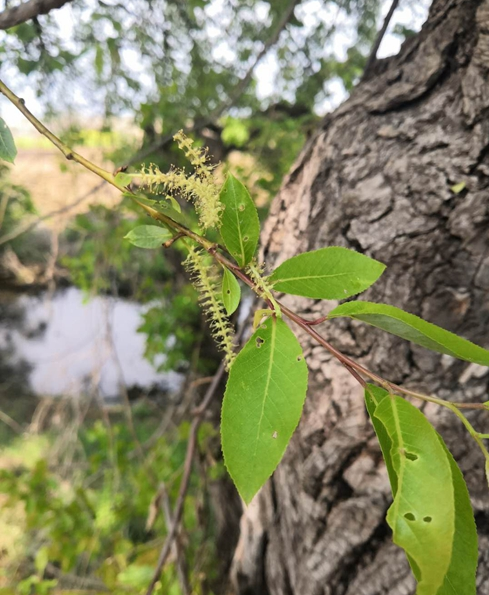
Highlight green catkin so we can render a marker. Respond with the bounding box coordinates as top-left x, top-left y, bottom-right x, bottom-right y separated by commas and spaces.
137, 131, 222, 230
184, 246, 236, 369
